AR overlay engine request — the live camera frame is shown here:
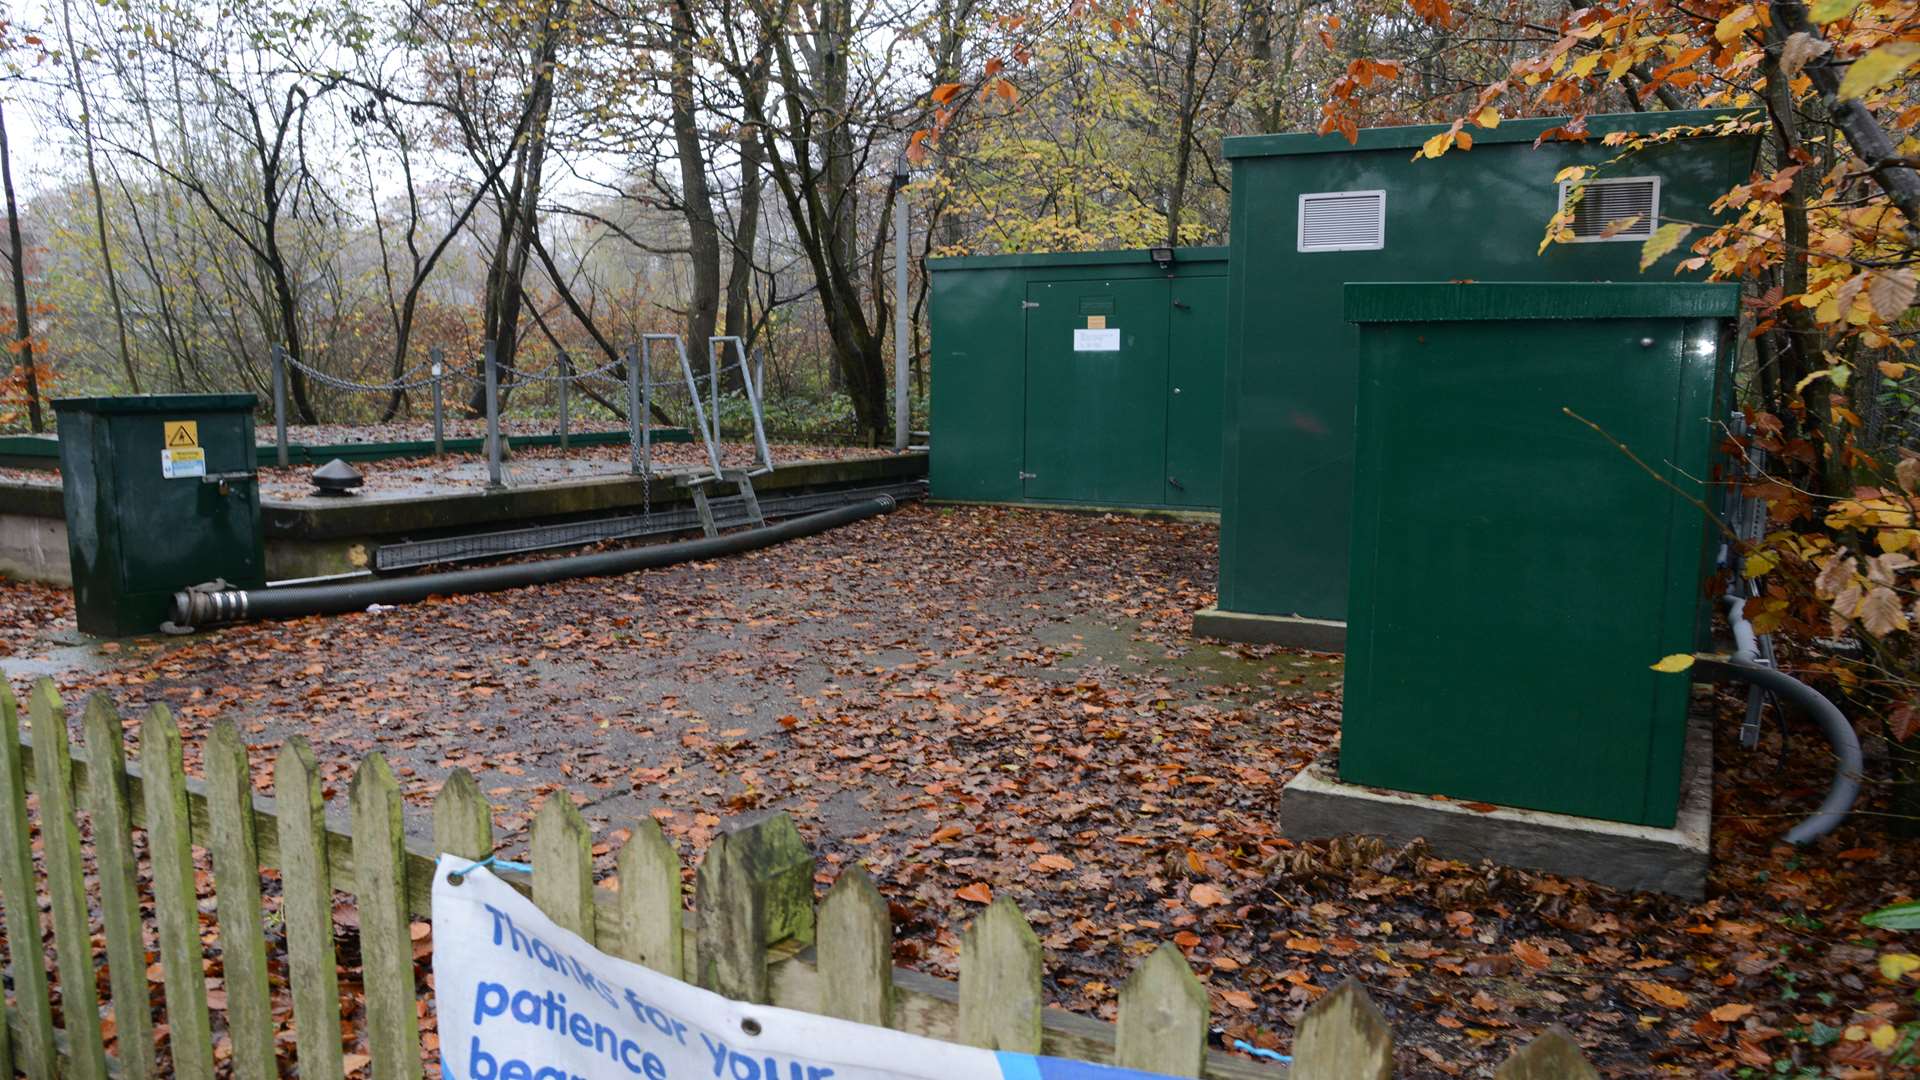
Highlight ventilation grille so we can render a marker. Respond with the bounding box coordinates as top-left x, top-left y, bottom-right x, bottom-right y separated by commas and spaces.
1298, 190, 1386, 252
1563, 177, 1659, 241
